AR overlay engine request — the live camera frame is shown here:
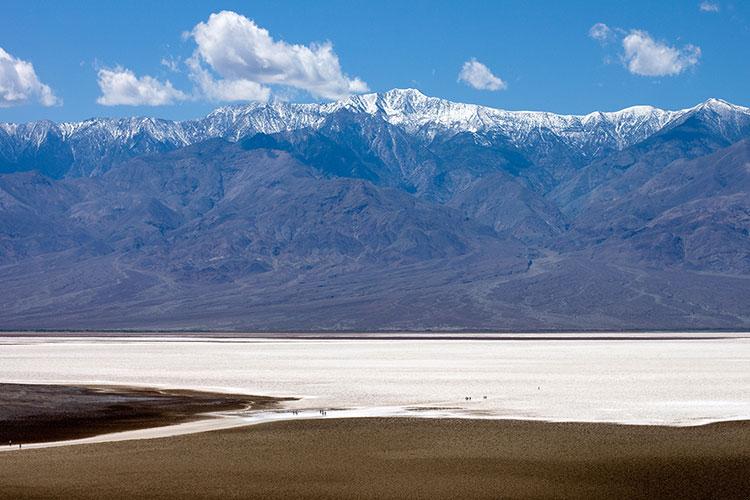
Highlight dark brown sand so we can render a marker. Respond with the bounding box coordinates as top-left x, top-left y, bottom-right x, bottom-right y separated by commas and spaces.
0, 383, 288, 444
1, 418, 749, 499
